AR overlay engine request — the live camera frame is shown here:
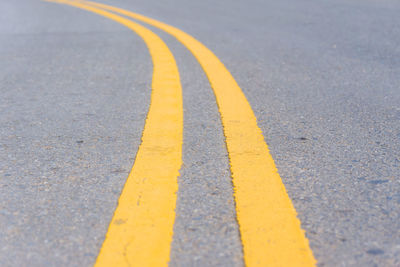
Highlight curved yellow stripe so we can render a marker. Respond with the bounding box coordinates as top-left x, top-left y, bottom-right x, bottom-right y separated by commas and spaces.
44, 1, 183, 266
82, 1, 317, 266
